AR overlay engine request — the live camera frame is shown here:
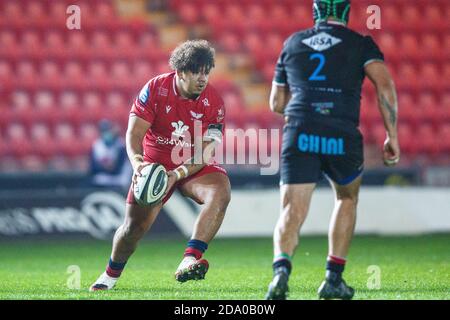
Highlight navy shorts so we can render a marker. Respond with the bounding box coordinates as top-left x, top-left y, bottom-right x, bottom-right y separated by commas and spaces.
280, 117, 364, 185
